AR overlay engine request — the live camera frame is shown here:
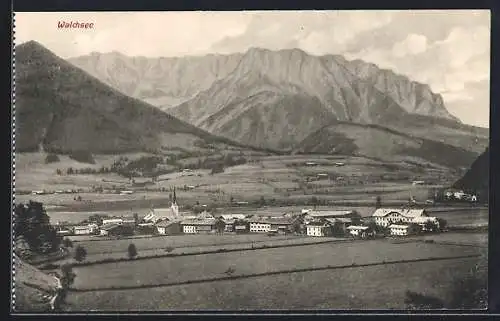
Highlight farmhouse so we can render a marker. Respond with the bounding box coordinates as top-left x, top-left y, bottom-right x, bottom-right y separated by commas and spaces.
347, 225, 374, 239
73, 225, 92, 235
223, 219, 235, 232
412, 216, 439, 231
306, 221, 332, 237
388, 224, 418, 236
102, 218, 123, 225
99, 223, 121, 236
234, 220, 249, 233
372, 208, 427, 227
248, 217, 296, 234
156, 220, 182, 235
220, 214, 246, 220
303, 210, 360, 221
56, 229, 71, 236
181, 218, 216, 234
